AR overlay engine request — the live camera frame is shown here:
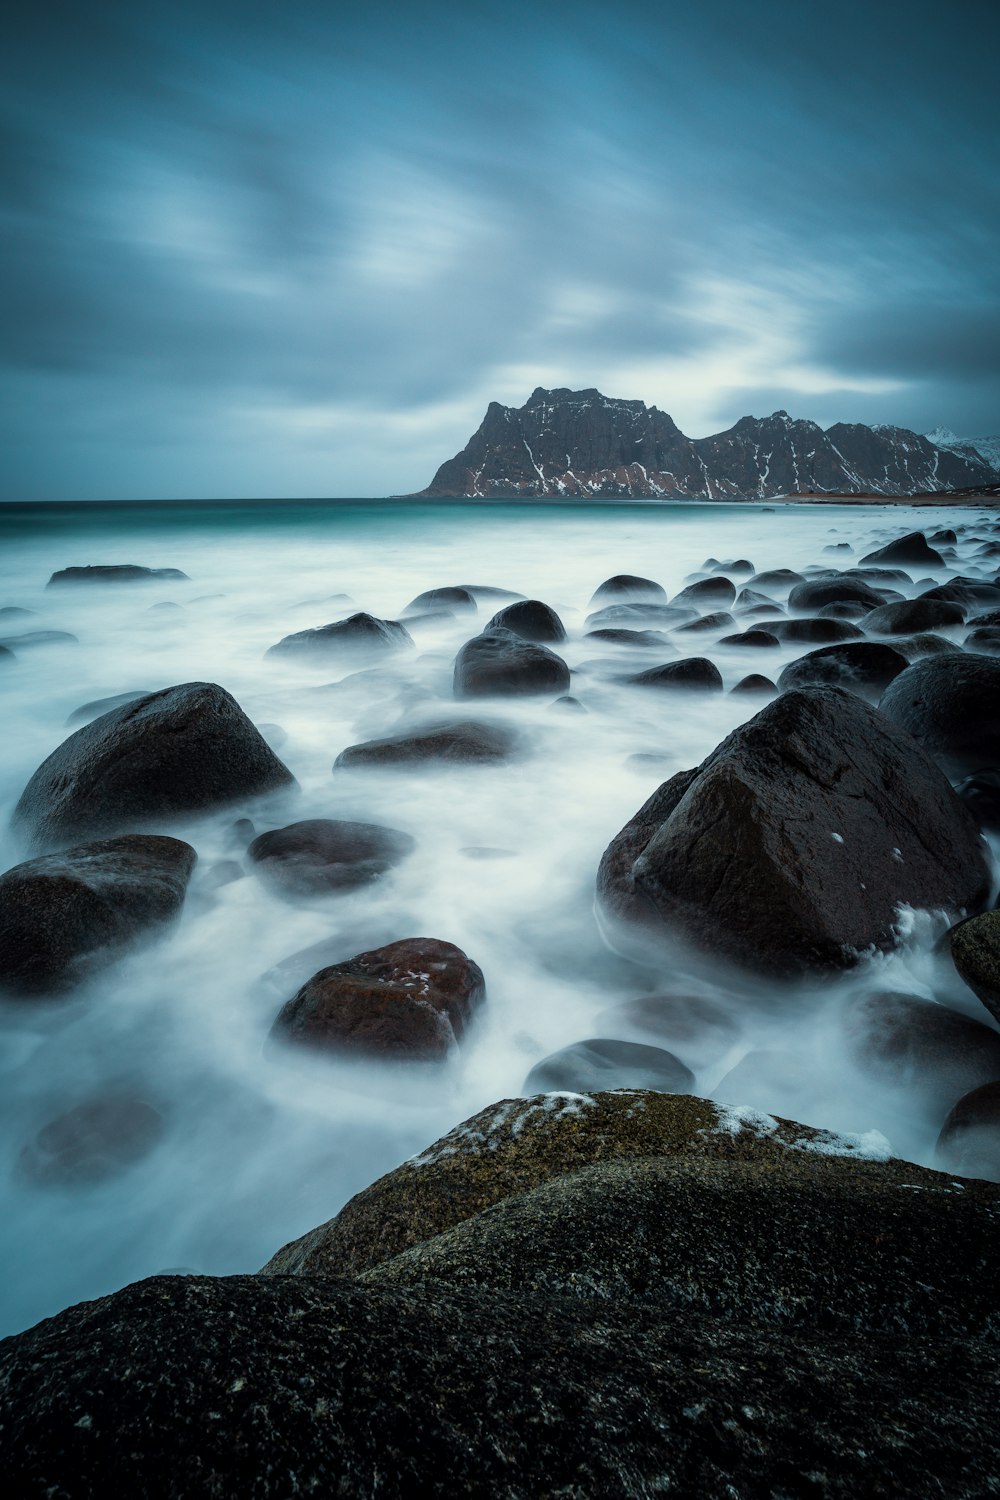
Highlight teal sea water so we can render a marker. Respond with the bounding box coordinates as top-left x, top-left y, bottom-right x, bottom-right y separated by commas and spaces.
0, 496, 995, 1336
